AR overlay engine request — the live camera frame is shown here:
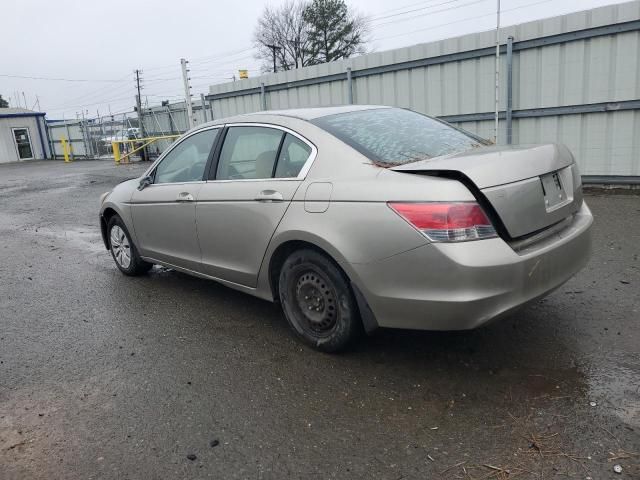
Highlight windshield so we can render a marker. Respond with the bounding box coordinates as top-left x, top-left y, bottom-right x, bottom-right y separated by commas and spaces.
312, 107, 490, 166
